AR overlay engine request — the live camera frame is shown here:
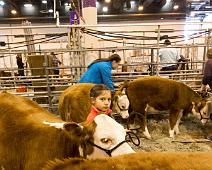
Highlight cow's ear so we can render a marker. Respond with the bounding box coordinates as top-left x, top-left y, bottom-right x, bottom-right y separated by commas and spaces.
63, 122, 84, 137
121, 88, 126, 94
